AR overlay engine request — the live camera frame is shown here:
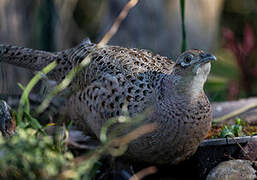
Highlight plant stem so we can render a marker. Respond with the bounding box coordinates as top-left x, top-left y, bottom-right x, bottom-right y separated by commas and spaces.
180, 0, 186, 52
17, 61, 57, 125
